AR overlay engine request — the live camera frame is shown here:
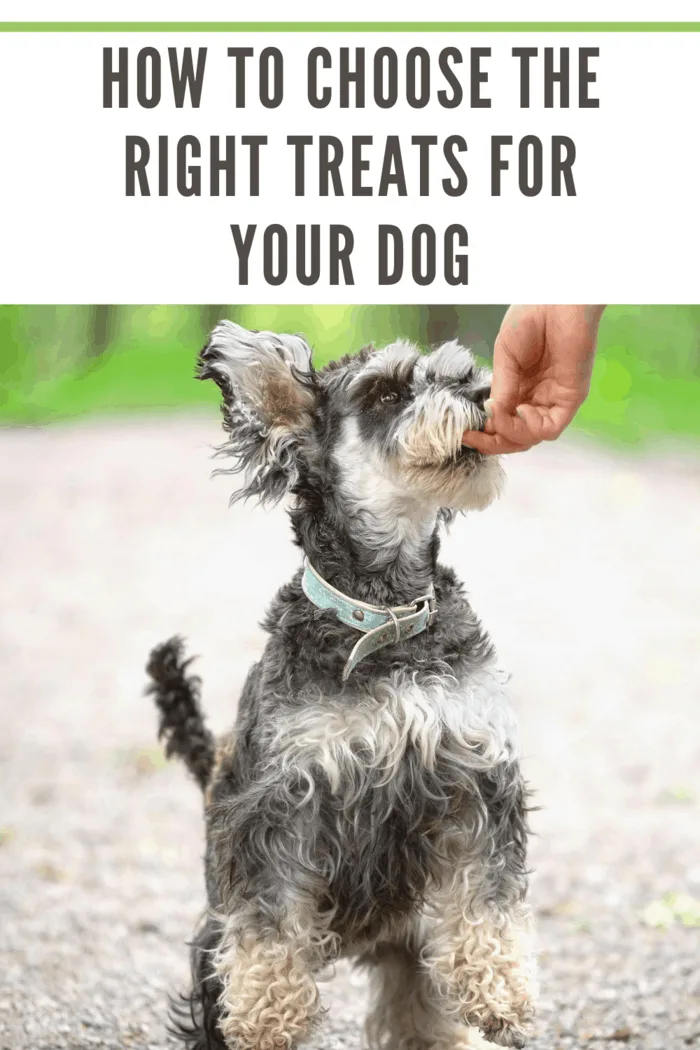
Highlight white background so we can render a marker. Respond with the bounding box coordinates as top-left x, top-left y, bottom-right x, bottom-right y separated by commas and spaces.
6, 2, 700, 22
0, 25, 699, 303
